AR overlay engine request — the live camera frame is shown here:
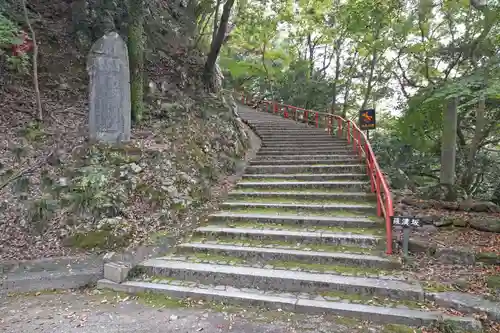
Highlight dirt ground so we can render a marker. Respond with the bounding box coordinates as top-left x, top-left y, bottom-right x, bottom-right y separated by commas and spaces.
1, 290, 395, 333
